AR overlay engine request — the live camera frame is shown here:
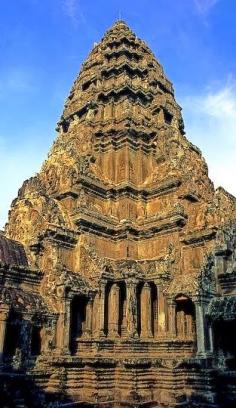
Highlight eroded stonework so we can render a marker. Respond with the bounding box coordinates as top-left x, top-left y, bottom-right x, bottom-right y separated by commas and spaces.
1, 21, 236, 407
